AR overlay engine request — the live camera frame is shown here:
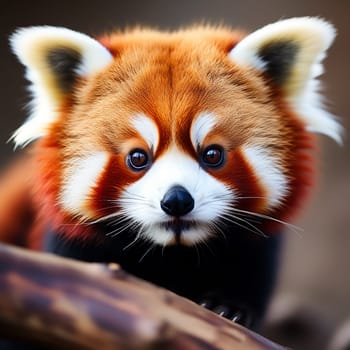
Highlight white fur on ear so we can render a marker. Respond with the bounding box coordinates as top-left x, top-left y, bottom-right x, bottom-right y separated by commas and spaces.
229, 17, 343, 143
10, 26, 113, 147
